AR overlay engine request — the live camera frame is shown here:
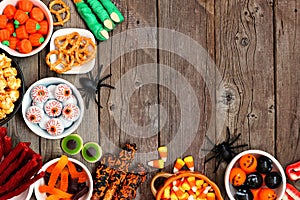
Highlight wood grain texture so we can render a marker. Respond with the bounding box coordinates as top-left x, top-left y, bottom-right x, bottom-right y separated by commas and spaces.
99, 0, 158, 198
275, 0, 300, 165
158, 0, 215, 185
215, 0, 275, 195
1, 0, 299, 199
